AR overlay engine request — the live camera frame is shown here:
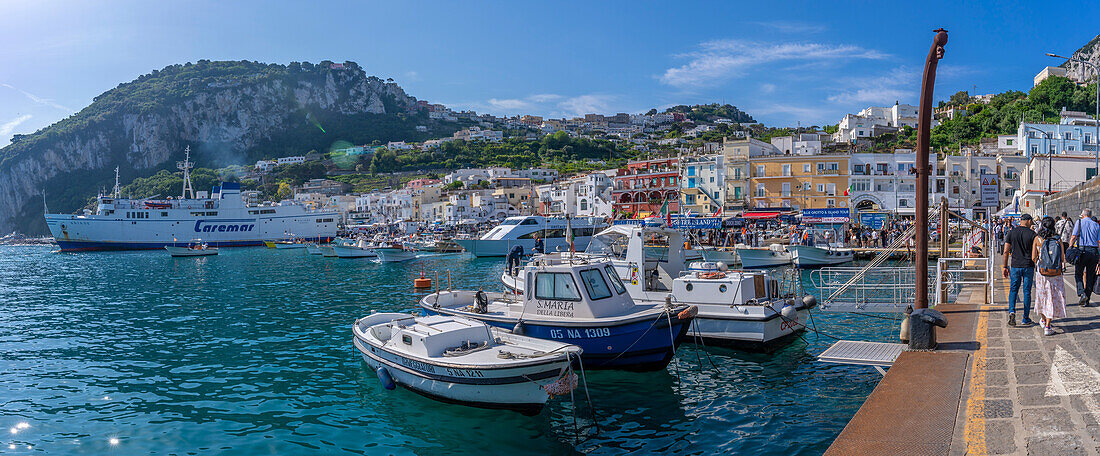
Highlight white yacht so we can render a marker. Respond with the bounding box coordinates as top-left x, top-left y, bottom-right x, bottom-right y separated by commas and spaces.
44, 149, 337, 251
451, 216, 607, 257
